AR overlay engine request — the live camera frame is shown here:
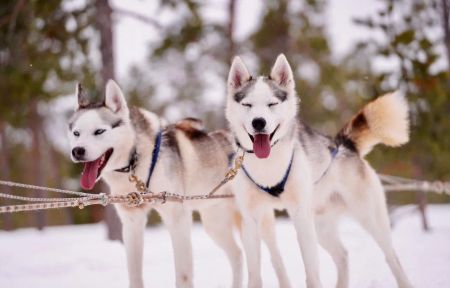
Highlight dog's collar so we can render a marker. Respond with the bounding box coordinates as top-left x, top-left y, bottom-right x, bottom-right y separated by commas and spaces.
114, 147, 138, 173
242, 150, 295, 197
114, 130, 163, 189
235, 140, 255, 154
